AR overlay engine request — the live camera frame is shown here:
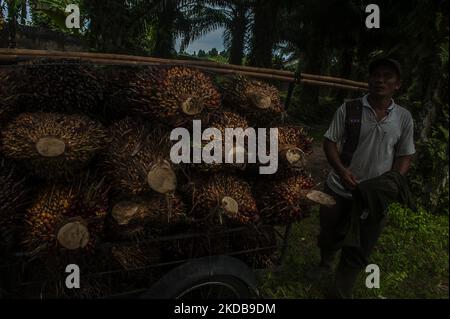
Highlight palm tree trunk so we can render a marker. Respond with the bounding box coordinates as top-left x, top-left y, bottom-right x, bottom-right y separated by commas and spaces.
336, 48, 354, 101
229, 4, 247, 65
20, 0, 27, 25
248, 1, 279, 68
7, 0, 18, 48
299, 37, 324, 110
153, 2, 176, 58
